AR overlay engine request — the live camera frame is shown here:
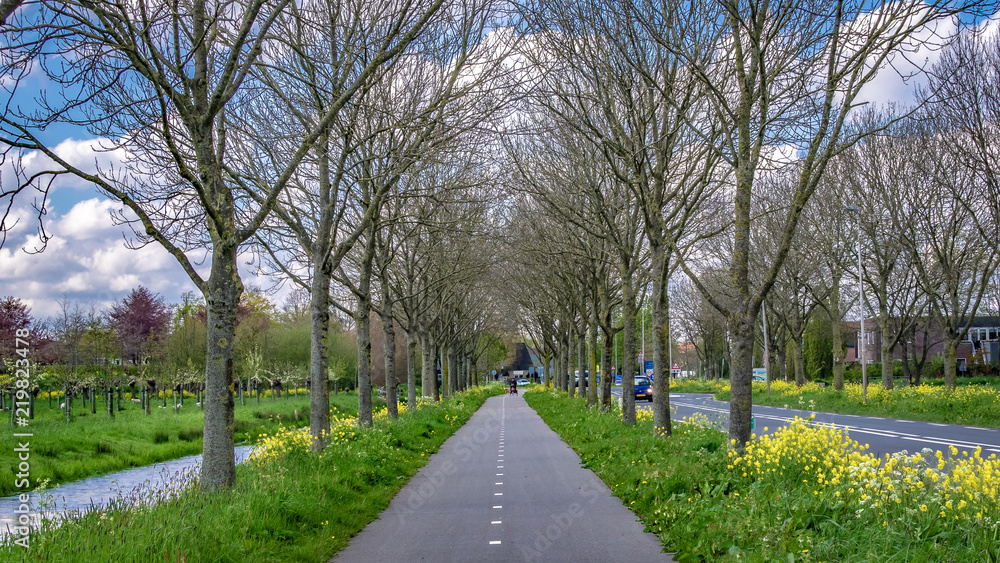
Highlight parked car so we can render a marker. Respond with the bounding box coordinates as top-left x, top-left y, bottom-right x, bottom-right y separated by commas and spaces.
516, 379, 529, 387
752, 373, 767, 382
634, 376, 653, 402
